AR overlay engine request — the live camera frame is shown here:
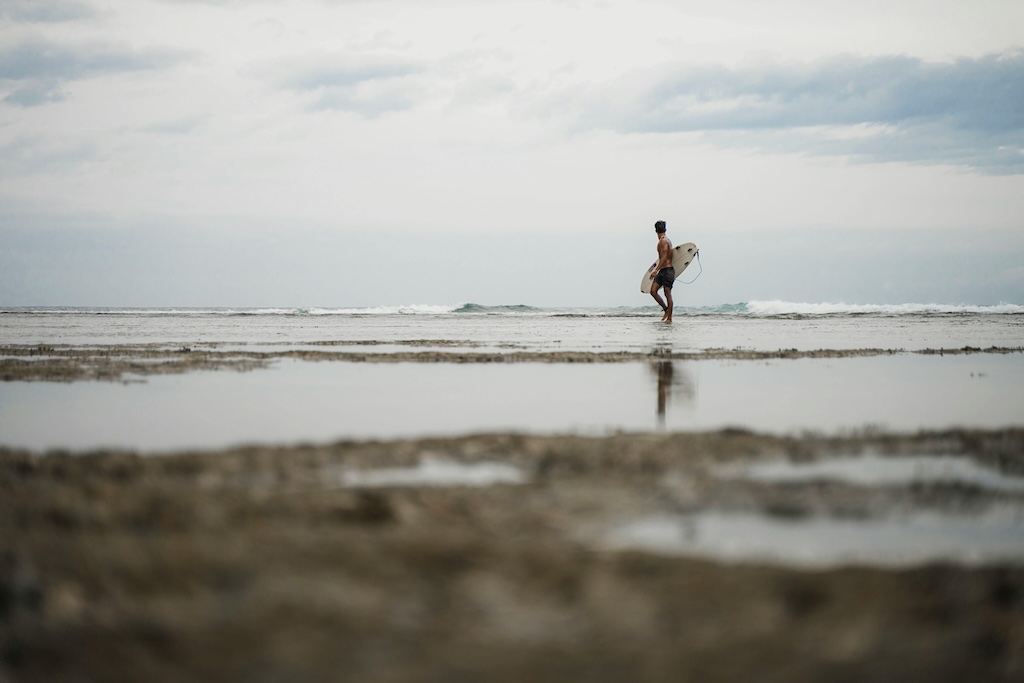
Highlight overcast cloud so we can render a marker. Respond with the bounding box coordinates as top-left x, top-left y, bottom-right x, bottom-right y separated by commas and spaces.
1, 39, 190, 106
1, 0, 1022, 307
573, 51, 1024, 173
0, 0, 95, 23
